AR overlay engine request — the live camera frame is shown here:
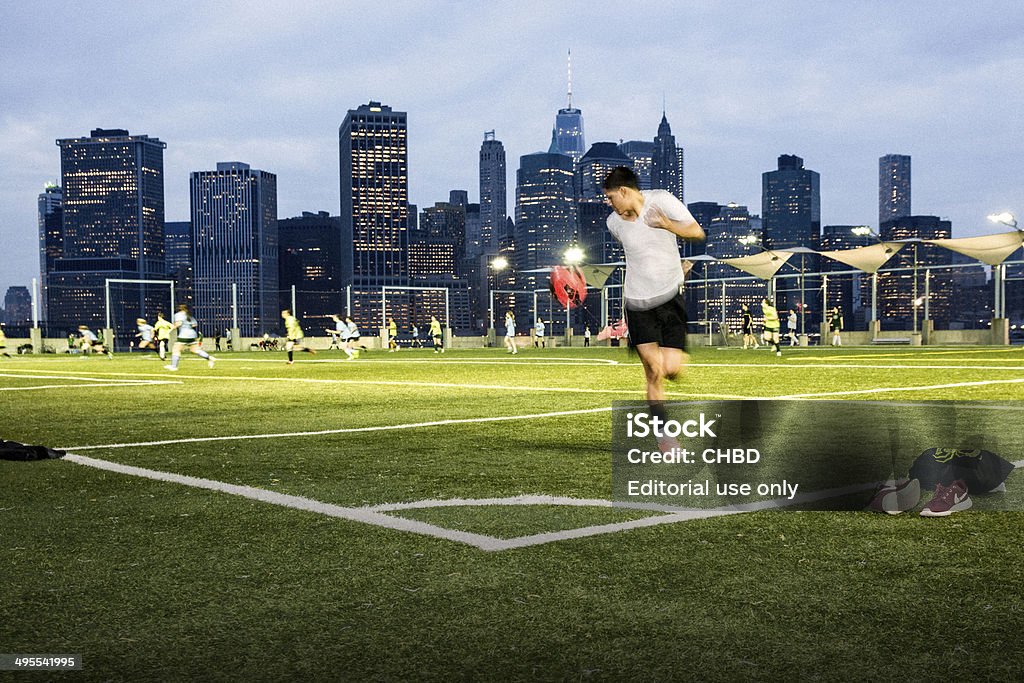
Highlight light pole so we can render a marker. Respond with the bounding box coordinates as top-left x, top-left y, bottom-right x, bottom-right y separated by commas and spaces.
851, 226, 880, 327
987, 212, 1019, 320
562, 244, 585, 341
488, 256, 509, 345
